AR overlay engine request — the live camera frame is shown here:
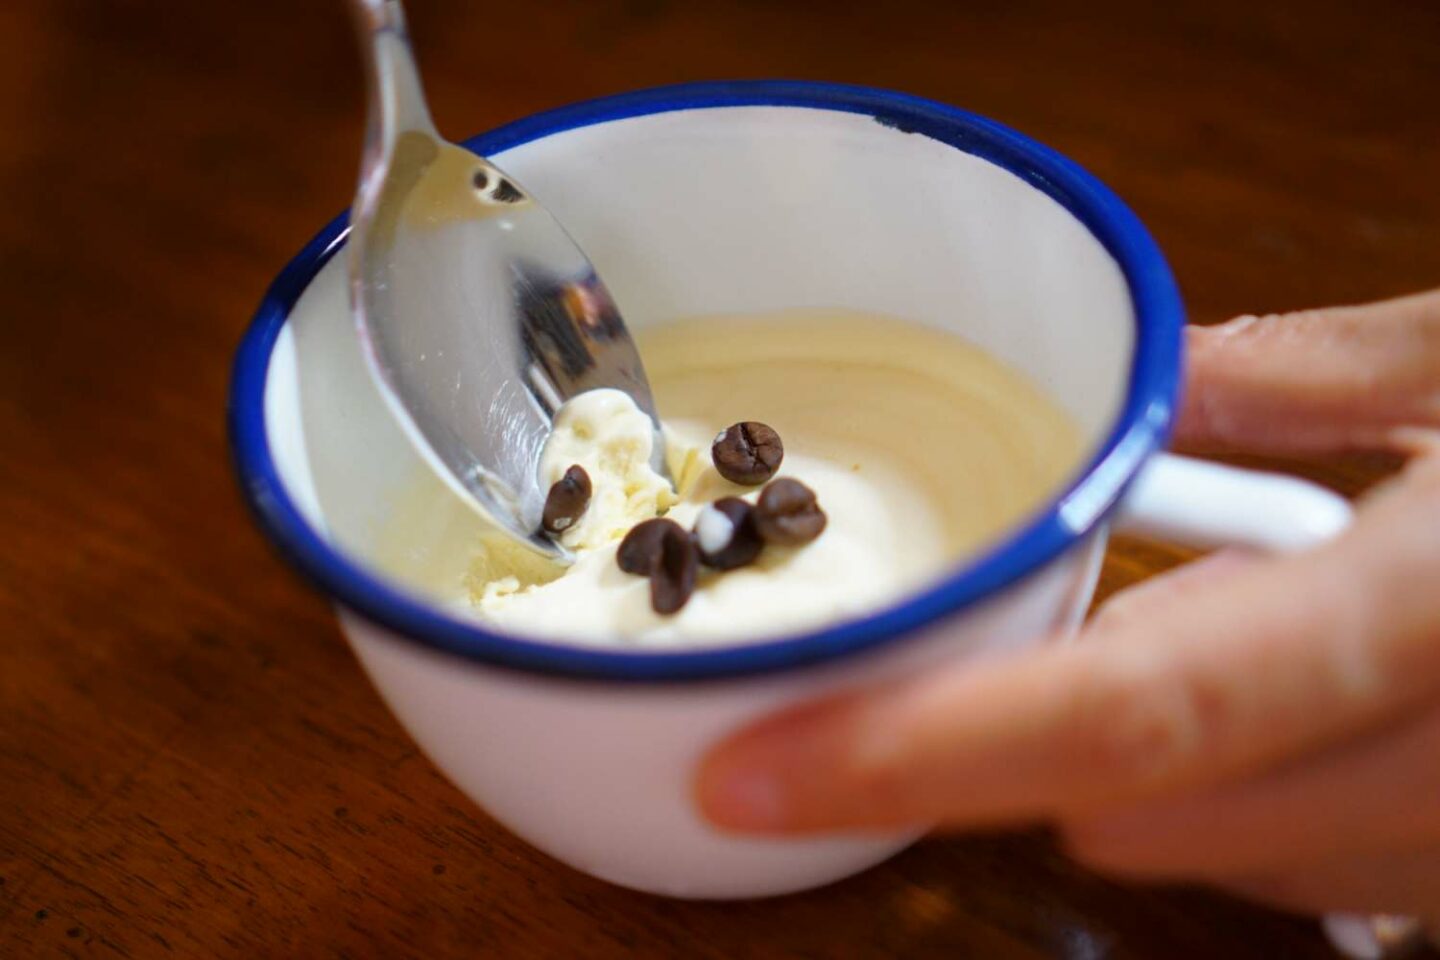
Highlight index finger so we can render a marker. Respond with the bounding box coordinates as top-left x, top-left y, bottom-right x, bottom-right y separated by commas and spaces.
696, 456, 1440, 834
1177, 289, 1440, 456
